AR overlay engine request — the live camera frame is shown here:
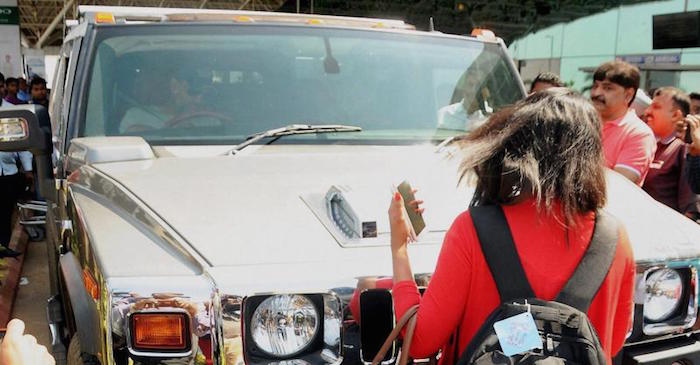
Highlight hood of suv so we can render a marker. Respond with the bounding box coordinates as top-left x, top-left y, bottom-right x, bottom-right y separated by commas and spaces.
93, 144, 466, 270
92, 144, 700, 270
